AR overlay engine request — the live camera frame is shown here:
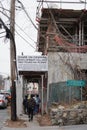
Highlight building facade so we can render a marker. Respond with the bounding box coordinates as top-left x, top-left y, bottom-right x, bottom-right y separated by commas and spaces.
37, 2, 87, 106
